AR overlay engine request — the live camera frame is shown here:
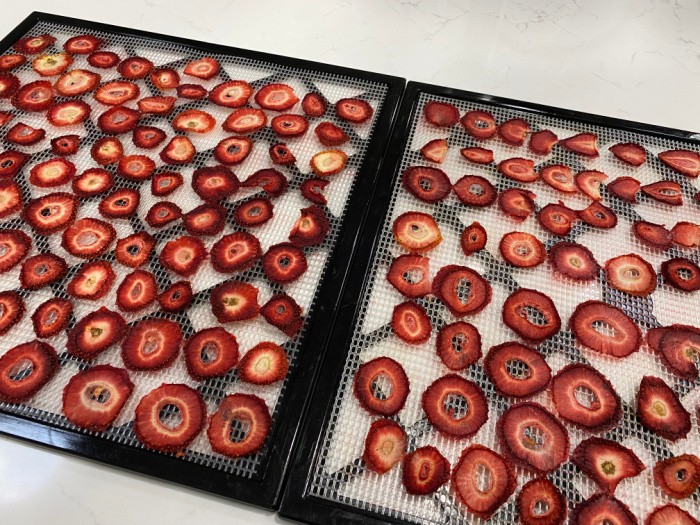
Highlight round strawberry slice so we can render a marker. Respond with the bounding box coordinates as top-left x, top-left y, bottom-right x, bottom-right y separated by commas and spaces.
517, 477, 567, 525
461, 110, 497, 140
213, 136, 252, 165
538, 202, 577, 236
160, 235, 207, 277
401, 166, 451, 203
498, 188, 536, 221
211, 232, 262, 274
116, 154, 155, 181
14, 33, 55, 54
499, 158, 538, 183
498, 118, 530, 145
118, 56, 153, 79
646, 504, 699, 525
301, 92, 327, 117
12, 80, 54, 111
172, 109, 216, 133
0, 179, 22, 219
453, 175, 498, 207
423, 101, 459, 127
97, 106, 140, 134
570, 301, 641, 357
134, 383, 206, 452
576, 170, 608, 200
94, 81, 140, 106
460, 147, 494, 164
271, 114, 309, 137
99, 188, 140, 219
607, 176, 641, 203
572, 495, 636, 525
633, 220, 672, 250
0, 229, 31, 272
392, 301, 431, 344
222, 107, 267, 134
498, 402, 569, 473
208, 393, 271, 457
0, 54, 25, 72
310, 149, 347, 176
402, 446, 449, 495
145, 201, 182, 228
55, 69, 101, 97
151, 171, 183, 196
671, 221, 700, 248
115, 231, 155, 268
29, 158, 76, 188
502, 289, 561, 343
654, 326, 700, 379
362, 419, 406, 474
0, 340, 58, 403
183, 203, 226, 237
578, 201, 618, 229
560, 132, 599, 157
605, 254, 656, 296
176, 83, 207, 99
393, 212, 442, 253
658, 149, 700, 178
209, 280, 260, 322
661, 257, 700, 292
637, 375, 691, 441
184, 327, 238, 381
0, 291, 24, 335
242, 168, 288, 197
270, 143, 296, 165
540, 164, 577, 193
572, 437, 644, 494
460, 221, 487, 256
64, 34, 103, 54
433, 265, 492, 317
238, 342, 289, 385
67, 260, 116, 300
484, 342, 551, 398
192, 165, 239, 202
184, 57, 219, 79
20, 254, 67, 290
51, 134, 80, 156
157, 281, 193, 313
6, 122, 46, 145
91, 137, 124, 165
115, 270, 157, 312
422, 374, 487, 438
62, 218, 116, 259
234, 197, 274, 227
132, 125, 166, 149
62, 365, 133, 432
386, 254, 430, 298
548, 241, 600, 281
262, 243, 308, 284
528, 129, 558, 155
67, 307, 127, 360
87, 51, 120, 69
47, 100, 91, 126
121, 319, 182, 371
499, 232, 545, 268
289, 205, 330, 247
209, 80, 253, 108
642, 180, 683, 206
0, 150, 28, 178
31, 297, 72, 339
435, 321, 481, 371
150, 68, 179, 90
609, 142, 646, 166
255, 83, 298, 111
452, 445, 516, 520
261, 294, 303, 337
653, 454, 700, 499
315, 121, 349, 146
353, 357, 409, 416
